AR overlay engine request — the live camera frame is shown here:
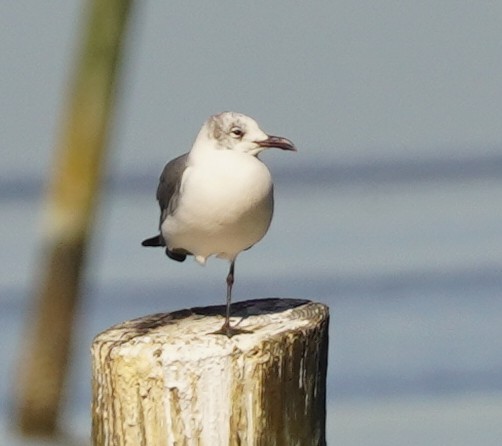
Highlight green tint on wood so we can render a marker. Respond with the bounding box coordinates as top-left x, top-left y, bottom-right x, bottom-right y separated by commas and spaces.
15, 0, 133, 436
